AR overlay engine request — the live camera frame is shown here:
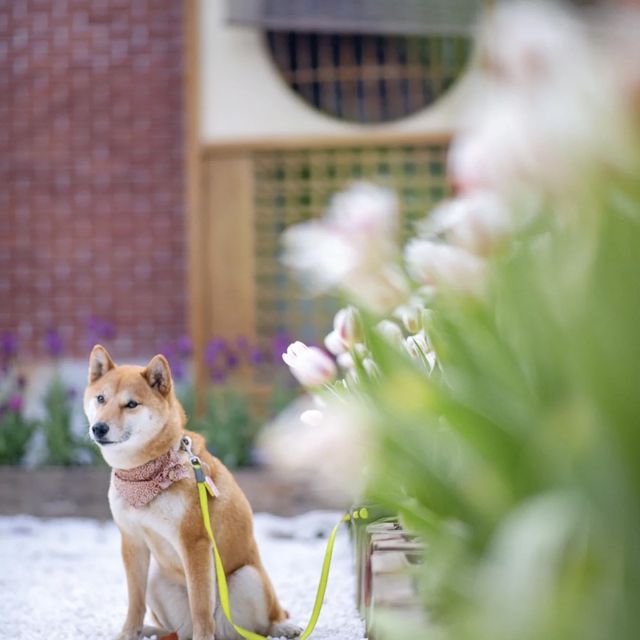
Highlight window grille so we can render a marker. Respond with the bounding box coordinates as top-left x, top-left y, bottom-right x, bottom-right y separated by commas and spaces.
266, 31, 471, 124
252, 144, 449, 347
